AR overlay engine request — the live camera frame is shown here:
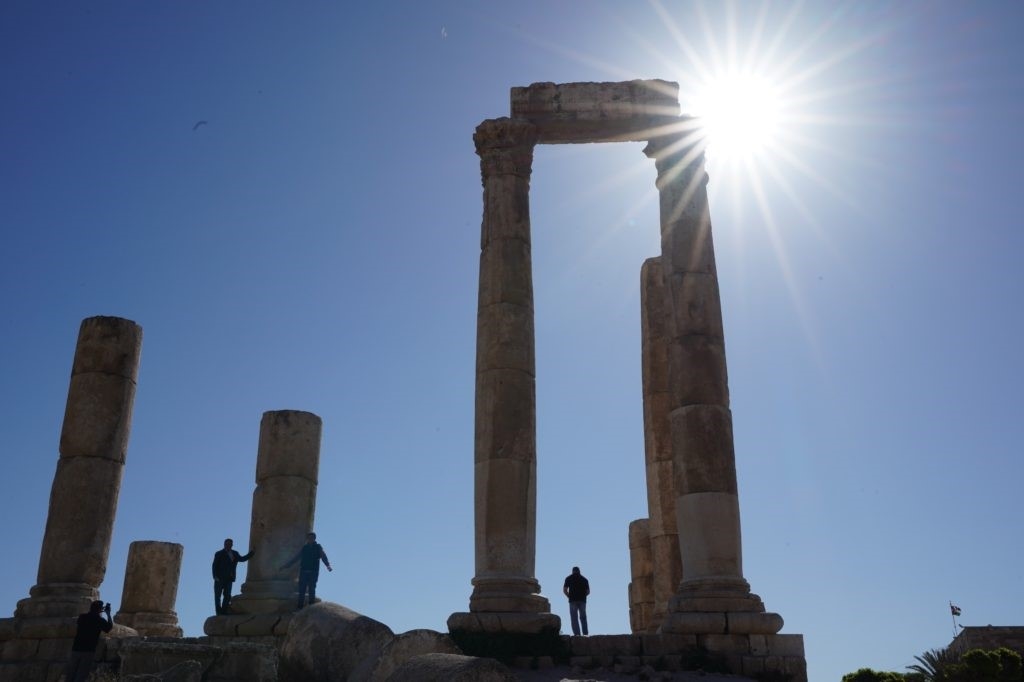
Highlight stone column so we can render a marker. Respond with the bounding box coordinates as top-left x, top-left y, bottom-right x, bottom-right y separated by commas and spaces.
644, 132, 781, 635
15, 316, 143, 620
448, 118, 559, 635
114, 541, 183, 637
231, 410, 322, 615
627, 519, 654, 633
640, 256, 683, 630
